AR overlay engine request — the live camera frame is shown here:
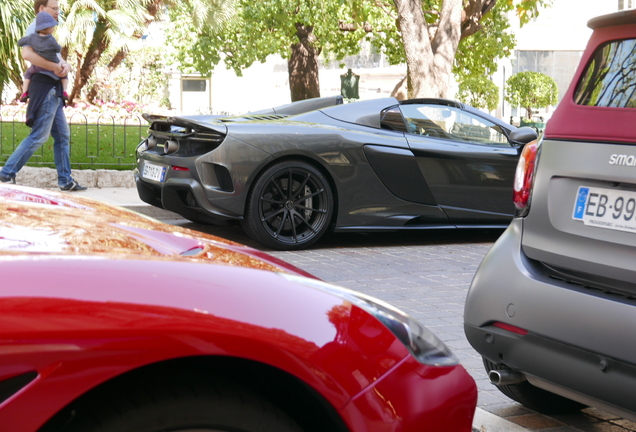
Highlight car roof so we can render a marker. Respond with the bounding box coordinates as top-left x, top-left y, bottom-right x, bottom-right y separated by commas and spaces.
316, 97, 398, 128
544, 9, 636, 144
588, 8, 636, 29
316, 97, 507, 129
